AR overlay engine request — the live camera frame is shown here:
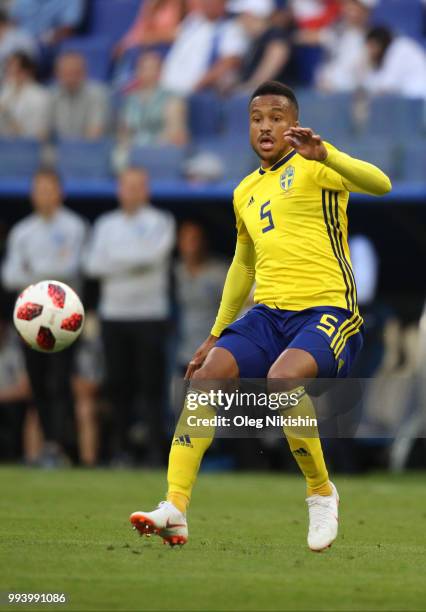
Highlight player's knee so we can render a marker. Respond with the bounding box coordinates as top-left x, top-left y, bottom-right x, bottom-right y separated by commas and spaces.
192, 347, 239, 380
266, 363, 300, 391
191, 365, 213, 381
